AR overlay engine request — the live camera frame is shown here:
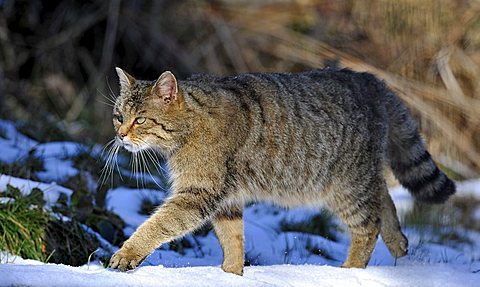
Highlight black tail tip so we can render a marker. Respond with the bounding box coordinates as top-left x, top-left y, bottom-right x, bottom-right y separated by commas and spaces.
415, 178, 456, 204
